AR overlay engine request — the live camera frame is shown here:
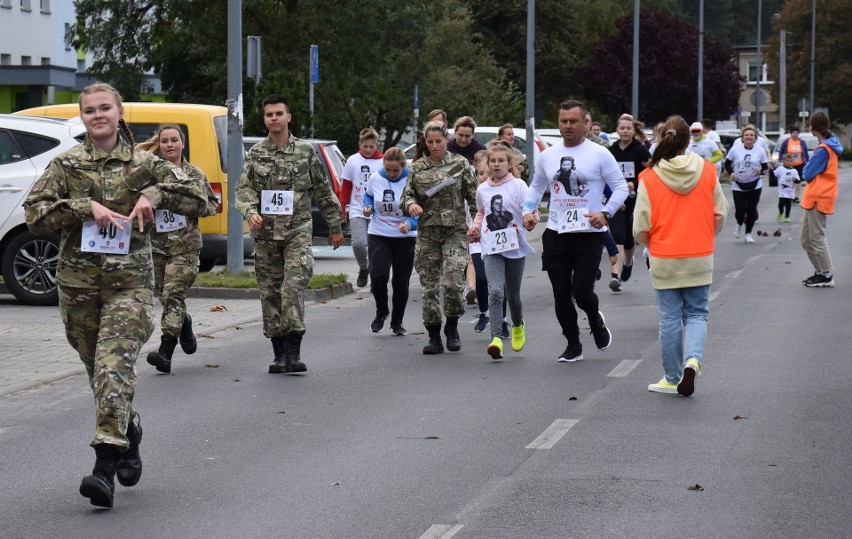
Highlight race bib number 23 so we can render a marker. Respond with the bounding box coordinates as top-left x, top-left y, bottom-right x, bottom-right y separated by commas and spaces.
481, 226, 519, 254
